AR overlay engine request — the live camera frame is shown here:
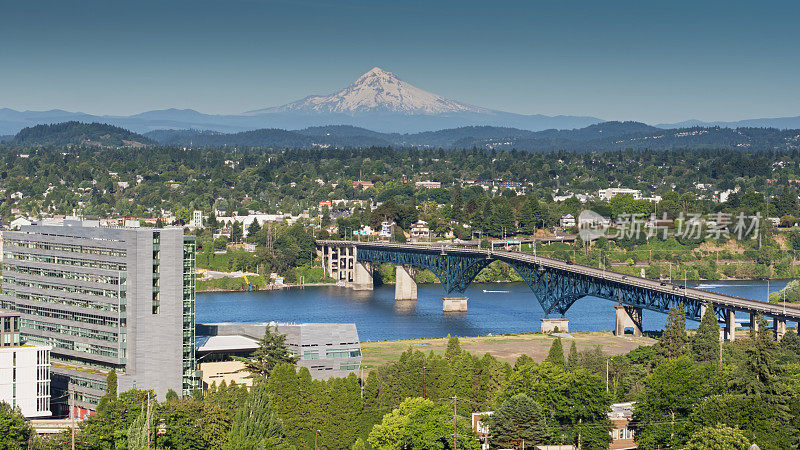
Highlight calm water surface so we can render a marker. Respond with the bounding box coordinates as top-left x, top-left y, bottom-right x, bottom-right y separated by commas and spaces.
195, 280, 790, 341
